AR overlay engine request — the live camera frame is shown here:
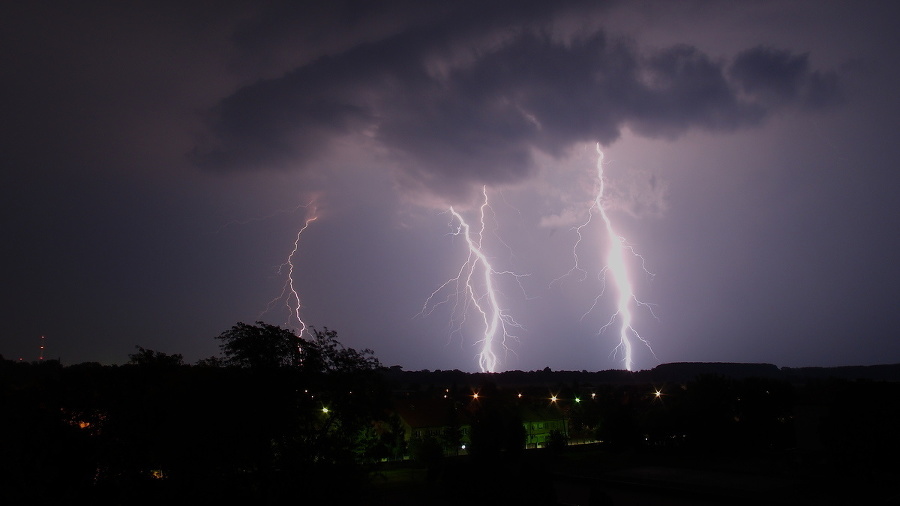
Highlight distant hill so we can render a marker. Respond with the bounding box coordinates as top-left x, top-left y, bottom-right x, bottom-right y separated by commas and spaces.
381, 362, 900, 389
647, 362, 783, 382
781, 364, 900, 382
647, 362, 900, 382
